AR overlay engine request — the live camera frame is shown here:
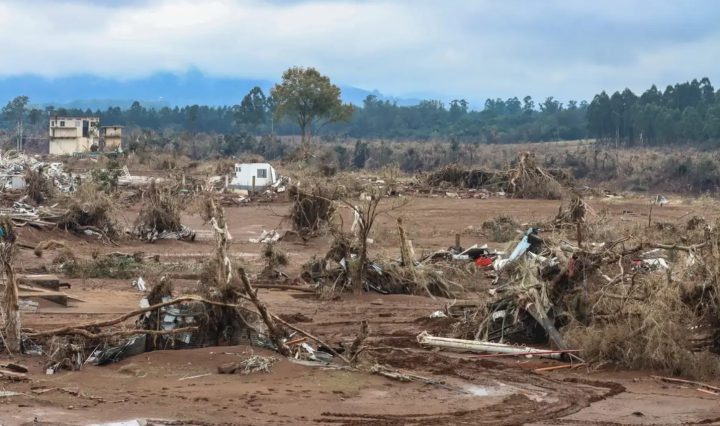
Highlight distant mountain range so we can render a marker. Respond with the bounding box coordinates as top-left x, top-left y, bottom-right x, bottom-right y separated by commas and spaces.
0, 70, 421, 110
